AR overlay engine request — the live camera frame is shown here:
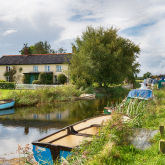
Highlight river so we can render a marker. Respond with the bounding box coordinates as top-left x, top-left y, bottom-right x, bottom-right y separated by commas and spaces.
0, 94, 126, 159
